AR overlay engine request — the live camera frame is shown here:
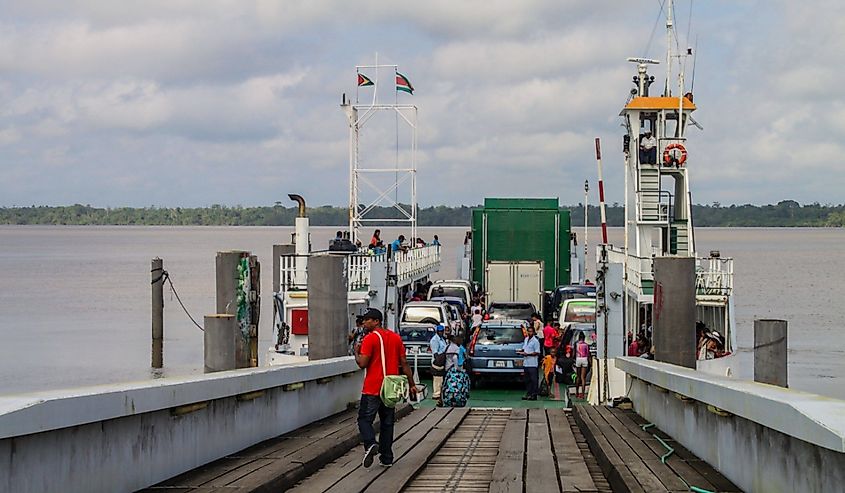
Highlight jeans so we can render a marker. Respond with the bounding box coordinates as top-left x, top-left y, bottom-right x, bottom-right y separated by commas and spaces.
640, 147, 657, 164
524, 366, 539, 398
358, 394, 396, 464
